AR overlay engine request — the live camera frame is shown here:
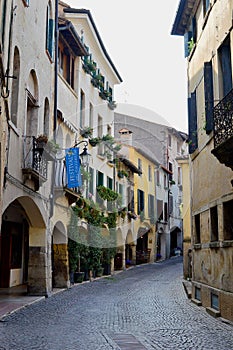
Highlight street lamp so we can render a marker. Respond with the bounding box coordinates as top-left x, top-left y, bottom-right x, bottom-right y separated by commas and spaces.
74, 140, 91, 167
